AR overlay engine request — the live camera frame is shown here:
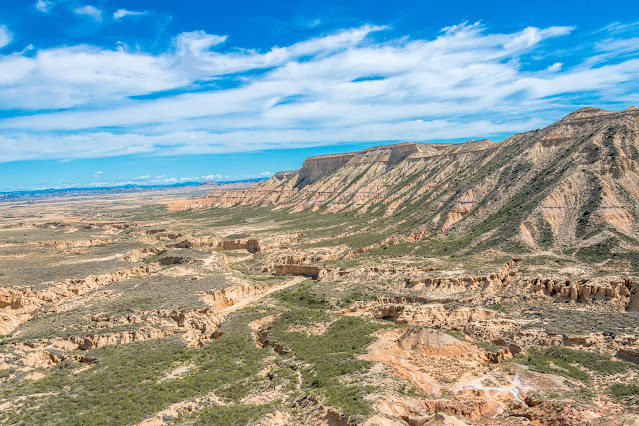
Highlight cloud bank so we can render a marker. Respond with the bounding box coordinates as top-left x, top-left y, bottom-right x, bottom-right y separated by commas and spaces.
0, 21, 638, 162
